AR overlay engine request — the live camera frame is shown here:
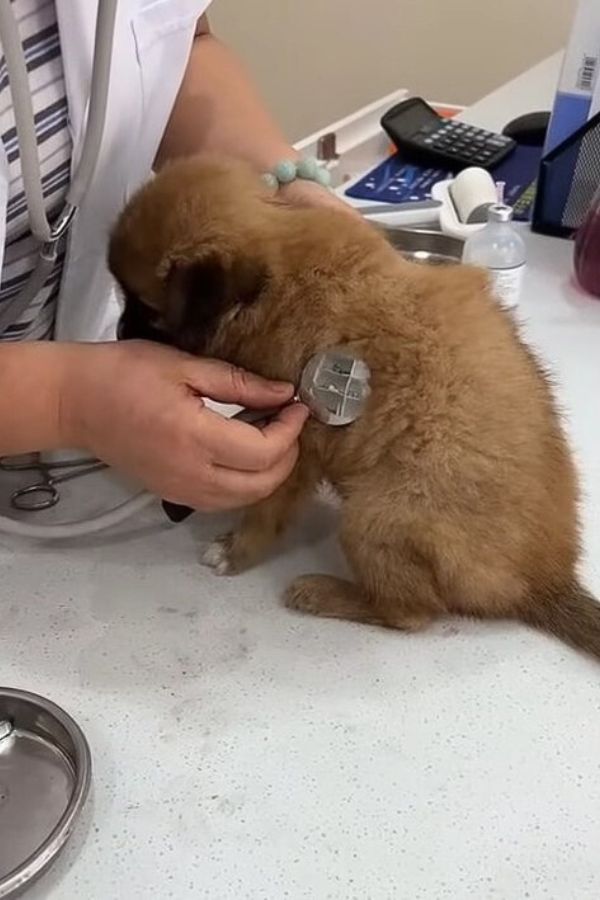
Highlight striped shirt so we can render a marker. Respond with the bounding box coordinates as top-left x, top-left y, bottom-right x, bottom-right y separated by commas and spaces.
0, 0, 71, 341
